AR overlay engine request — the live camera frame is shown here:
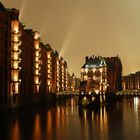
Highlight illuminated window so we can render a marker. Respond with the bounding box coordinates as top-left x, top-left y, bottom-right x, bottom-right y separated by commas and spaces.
12, 20, 19, 33
13, 34, 18, 42
13, 43, 18, 51
34, 40, 39, 49
11, 70, 18, 82
13, 52, 18, 60
35, 76, 39, 84
35, 63, 39, 69
47, 79, 50, 85
34, 32, 40, 40
12, 61, 18, 69
47, 52, 51, 59
36, 51, 39, 57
